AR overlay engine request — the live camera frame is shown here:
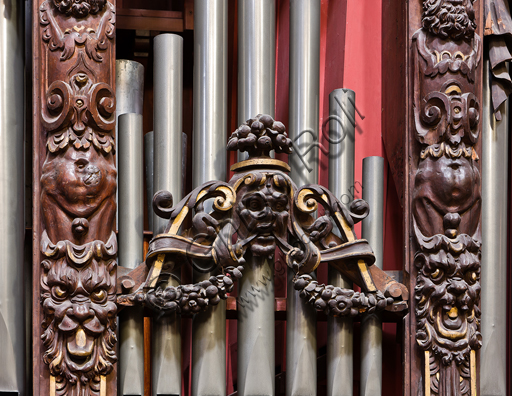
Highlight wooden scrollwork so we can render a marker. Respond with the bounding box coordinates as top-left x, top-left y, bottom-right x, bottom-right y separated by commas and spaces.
34, 0, 117, 394
118, 115, 409, 320
411, 0, 482, 394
